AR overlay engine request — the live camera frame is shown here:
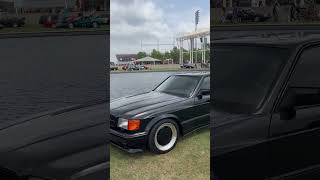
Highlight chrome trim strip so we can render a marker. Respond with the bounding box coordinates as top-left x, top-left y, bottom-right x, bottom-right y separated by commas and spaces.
181, 113, 209, 125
